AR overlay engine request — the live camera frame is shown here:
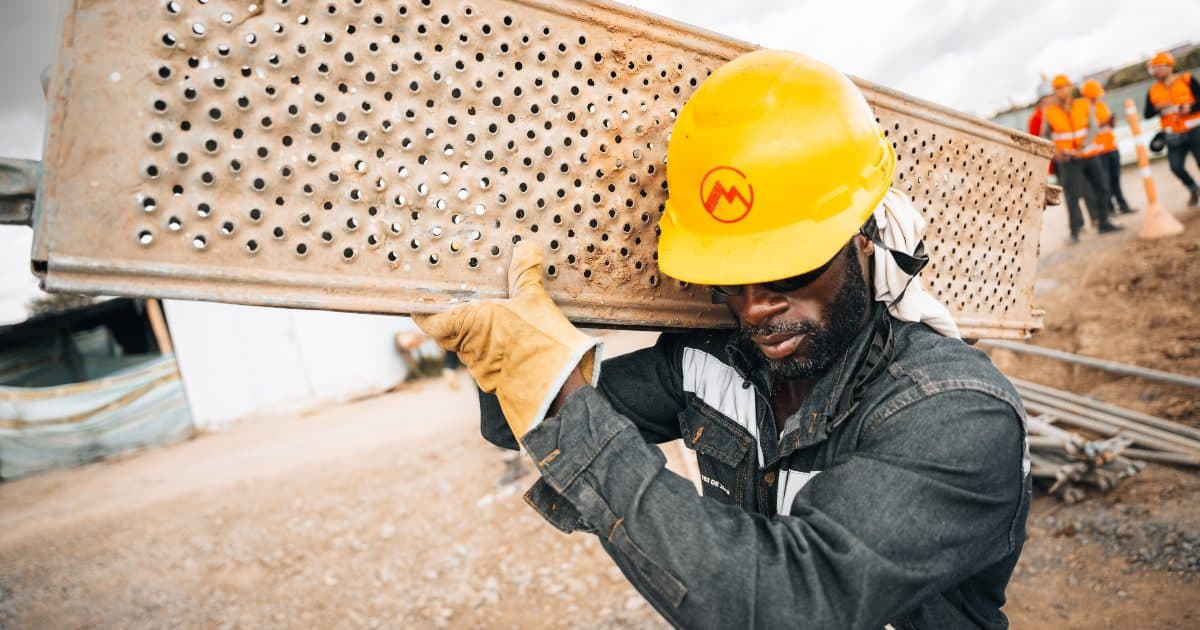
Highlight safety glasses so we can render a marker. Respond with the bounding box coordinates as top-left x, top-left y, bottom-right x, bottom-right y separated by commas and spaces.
710, 240, 848, 299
